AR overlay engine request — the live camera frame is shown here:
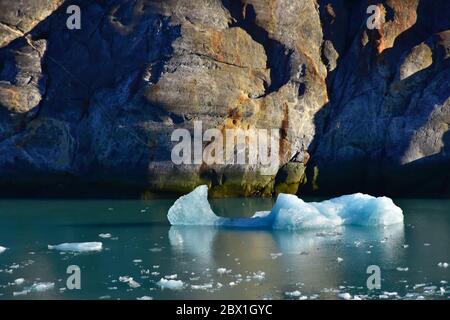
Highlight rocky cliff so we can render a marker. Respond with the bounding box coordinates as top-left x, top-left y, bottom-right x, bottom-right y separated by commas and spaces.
0, 0, 449, 197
